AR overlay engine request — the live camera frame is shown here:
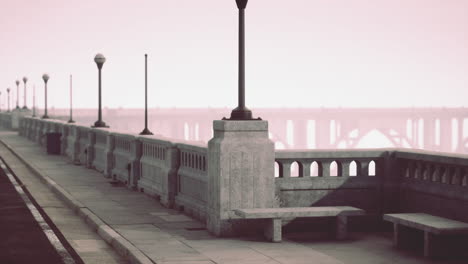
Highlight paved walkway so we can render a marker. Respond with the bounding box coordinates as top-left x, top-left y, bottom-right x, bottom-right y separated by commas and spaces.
0, 131, 464, 264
